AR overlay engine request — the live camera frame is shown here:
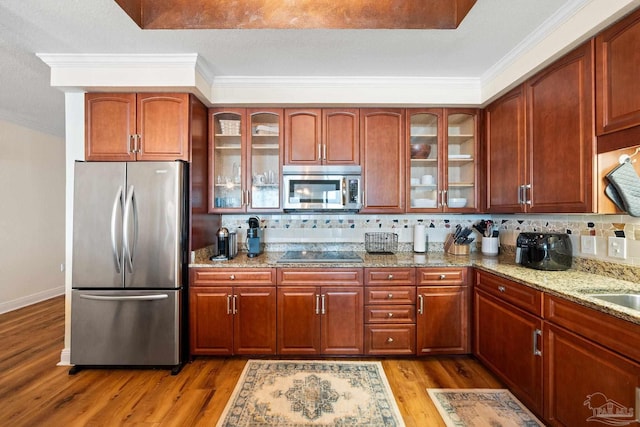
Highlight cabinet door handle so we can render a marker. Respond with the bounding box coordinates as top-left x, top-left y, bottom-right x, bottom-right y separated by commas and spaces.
524, 184, 532, 205
518, 184, 524, 205
134, 134, 141, 153
318, 144, 322, 161
232, 295, 238, 314
321, 294, 326, 315
442, 190, 448, 207
386, 337, 394, 343
322, 144, 327, 161
226, 294, 232, 315
315, 294, 320, 314
129, 135, 136, 154
498, 285, 506, 293
417, 294, 424, 315
533, 328, 542, 356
